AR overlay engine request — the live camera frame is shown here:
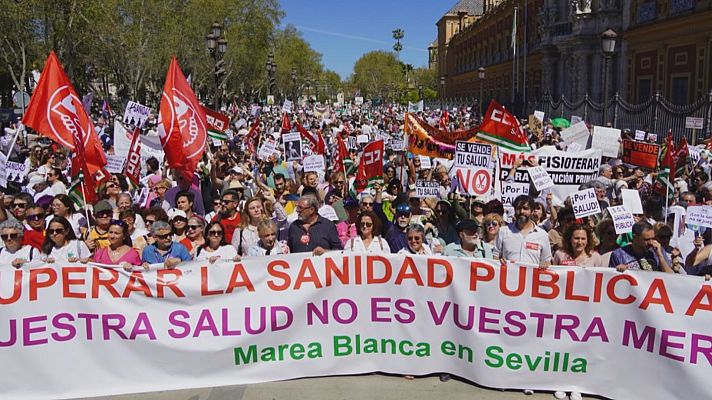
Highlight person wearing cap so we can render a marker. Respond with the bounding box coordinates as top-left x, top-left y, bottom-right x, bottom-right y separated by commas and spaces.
444, 220, 493, 258
385, 202, 412, 253
493, 195, 552, 267
433, 199, 459, 245
470, 196, 488, 224
168, 209, 189, 242
27, 175, 52, 202
336, 197, 360, 246
84, 199, 114, 251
